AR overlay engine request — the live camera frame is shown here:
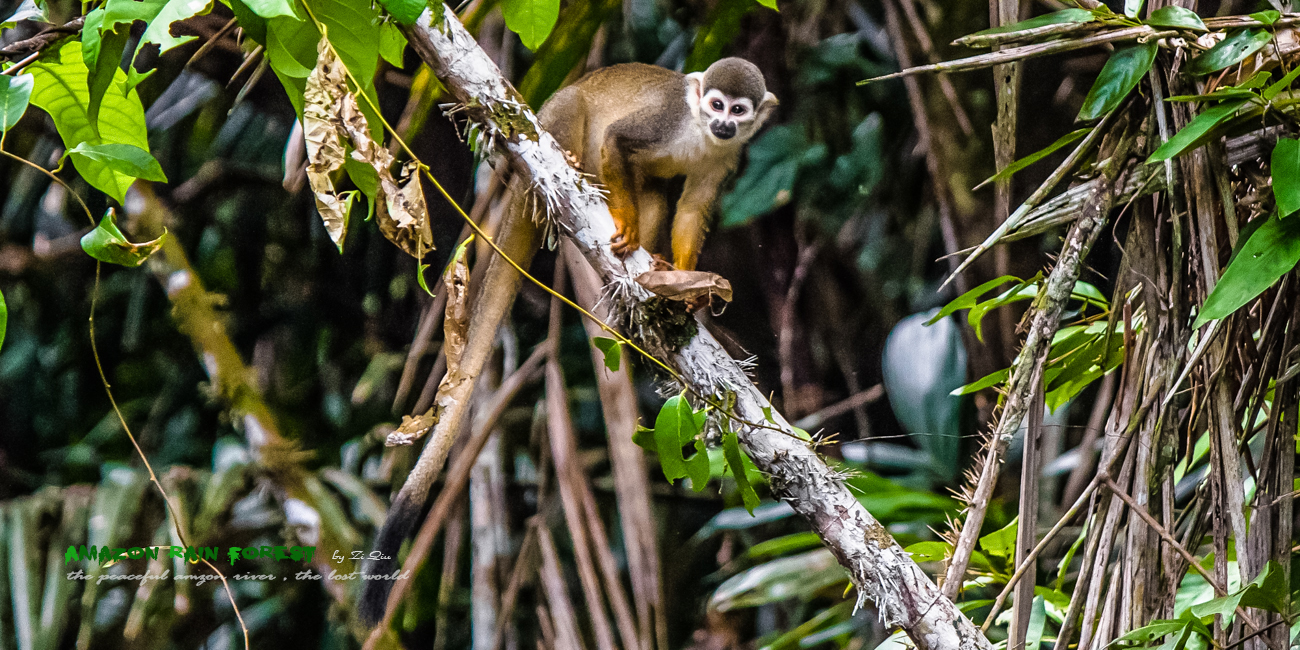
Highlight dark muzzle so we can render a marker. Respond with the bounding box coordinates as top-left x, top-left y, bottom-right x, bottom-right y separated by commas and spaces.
710, 120, 736, 140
